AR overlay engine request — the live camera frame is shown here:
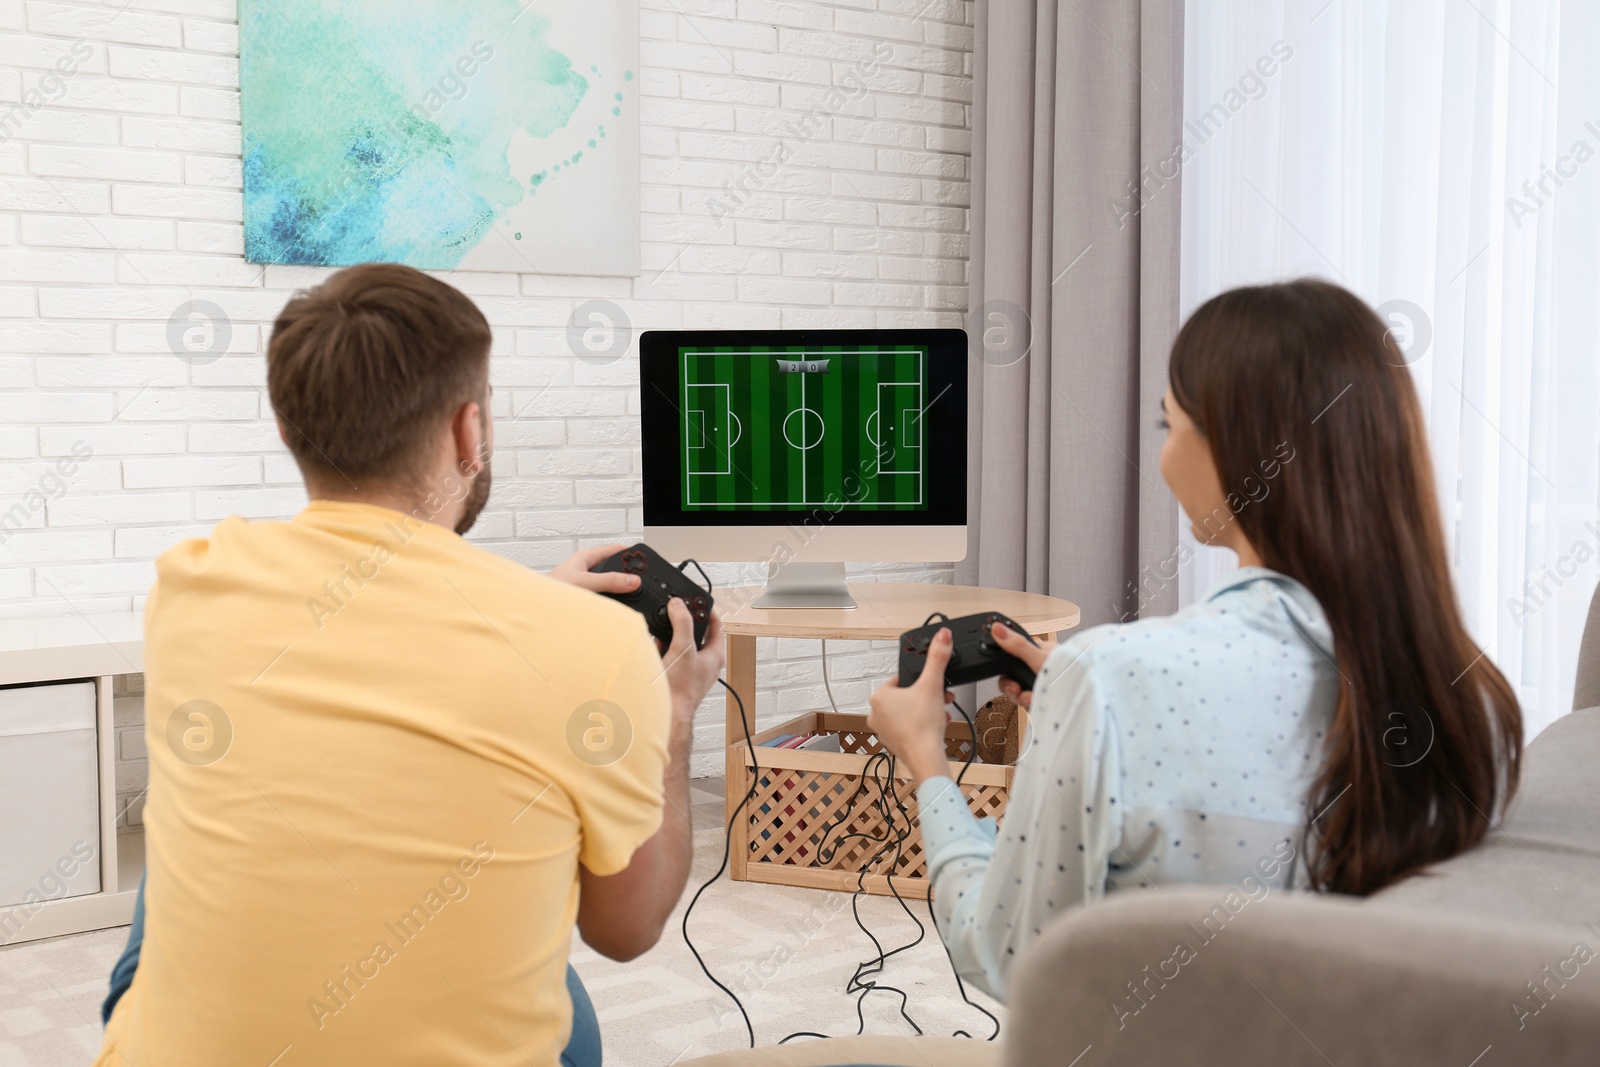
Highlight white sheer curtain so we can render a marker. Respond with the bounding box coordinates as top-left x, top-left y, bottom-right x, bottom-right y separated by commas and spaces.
1179, 0, 1600, 736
